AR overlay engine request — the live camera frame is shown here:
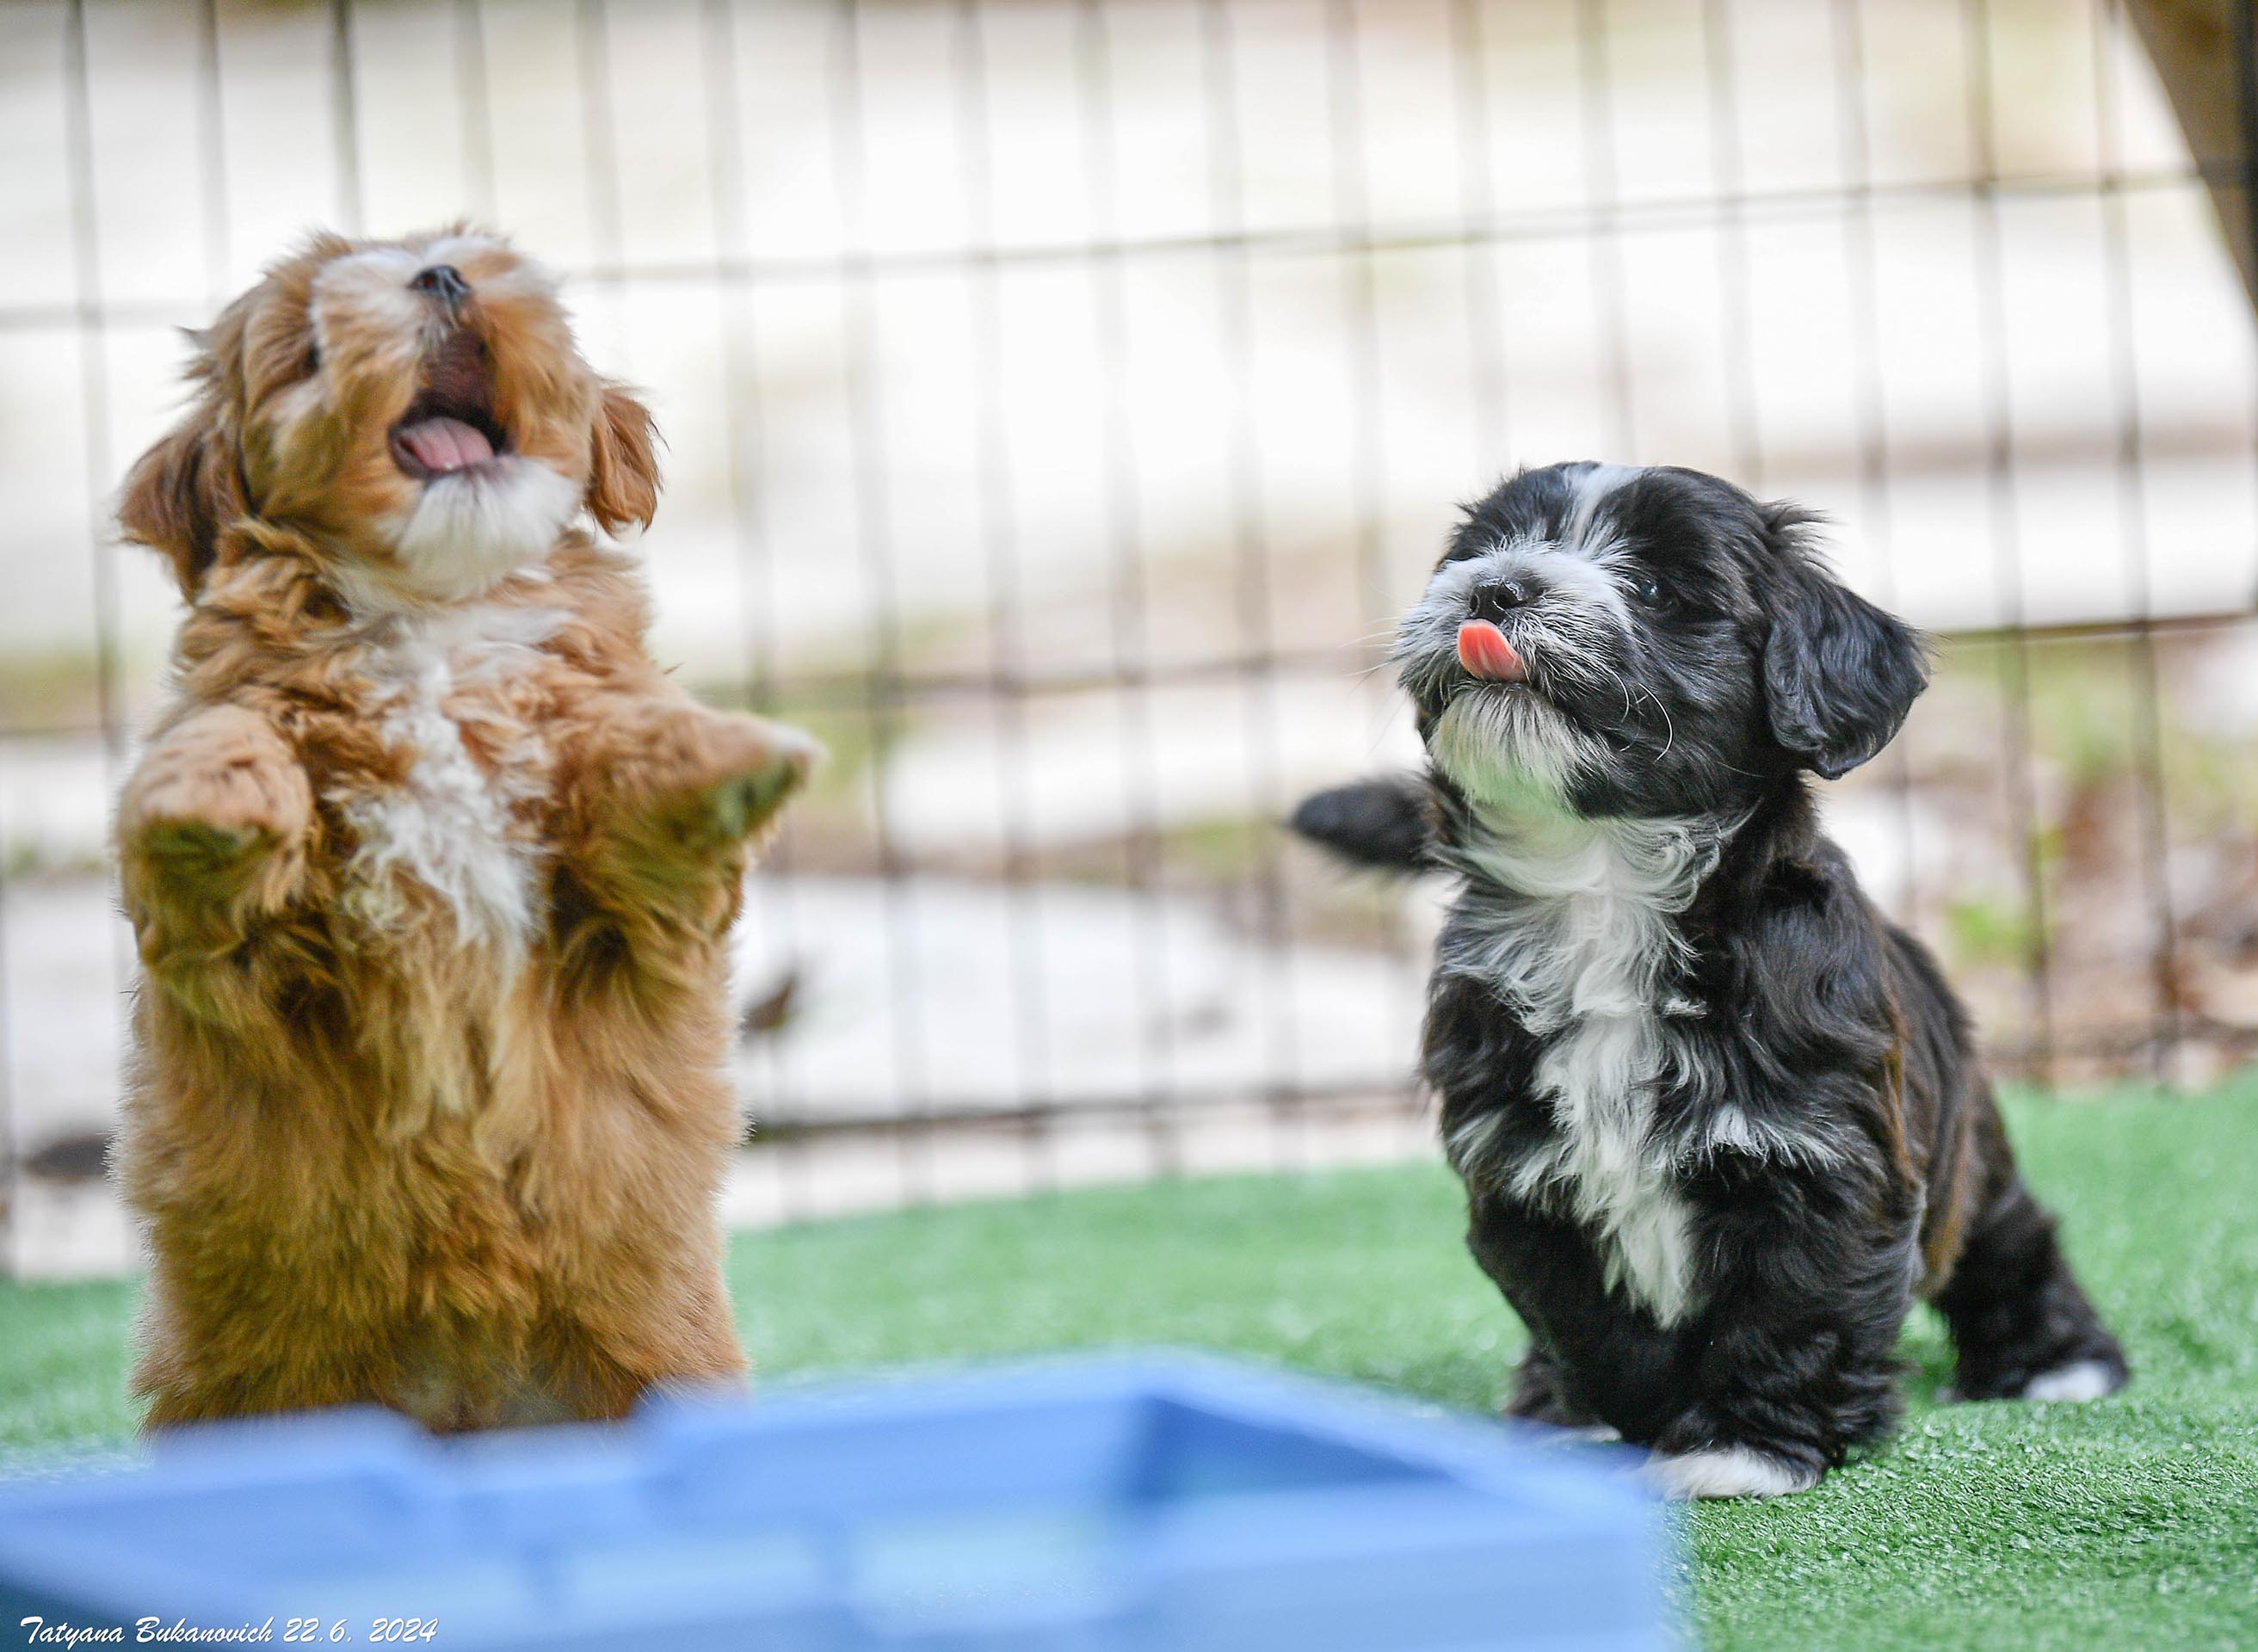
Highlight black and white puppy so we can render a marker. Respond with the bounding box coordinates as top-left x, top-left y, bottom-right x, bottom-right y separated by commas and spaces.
1294, 461, 2126, 1498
